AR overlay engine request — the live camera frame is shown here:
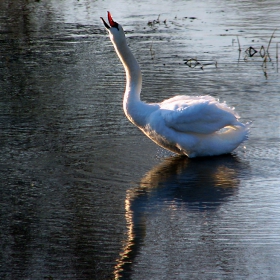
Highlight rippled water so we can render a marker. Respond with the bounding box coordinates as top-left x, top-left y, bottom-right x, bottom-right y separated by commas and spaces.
0, 0, 279, 279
